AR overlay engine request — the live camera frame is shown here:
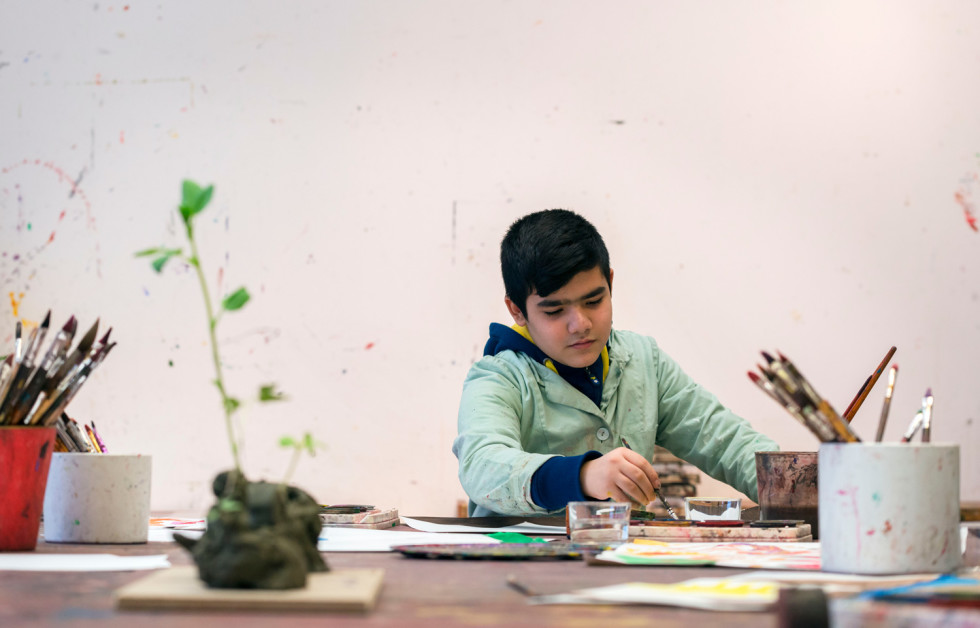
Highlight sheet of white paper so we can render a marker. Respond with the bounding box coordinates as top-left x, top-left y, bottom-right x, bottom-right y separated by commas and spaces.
318, 527, 500, 552
0, 554, 171, 572
723, 569, 943, 595
401, 517, 566, 535
530, 577, 778, 612
147, 528, 204, 543
726, 570, 941, 585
